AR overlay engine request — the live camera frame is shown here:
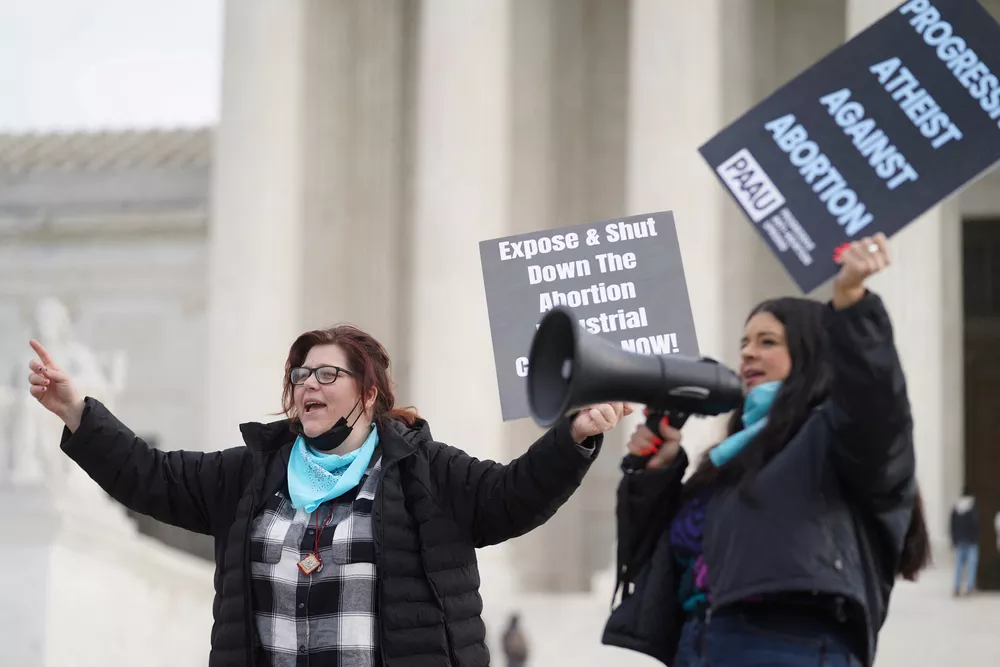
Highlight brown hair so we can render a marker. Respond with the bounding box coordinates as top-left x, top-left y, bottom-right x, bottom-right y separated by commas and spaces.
281, 324, 420, 430
899, 486, 932, 581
